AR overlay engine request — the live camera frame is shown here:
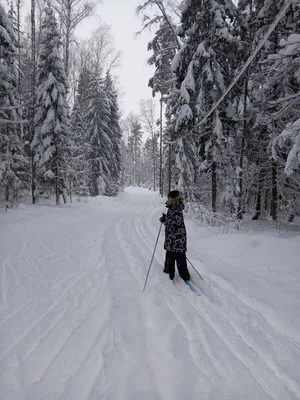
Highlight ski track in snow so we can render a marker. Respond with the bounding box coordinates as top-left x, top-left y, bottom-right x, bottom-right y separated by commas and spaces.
0, 189, 300, 400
